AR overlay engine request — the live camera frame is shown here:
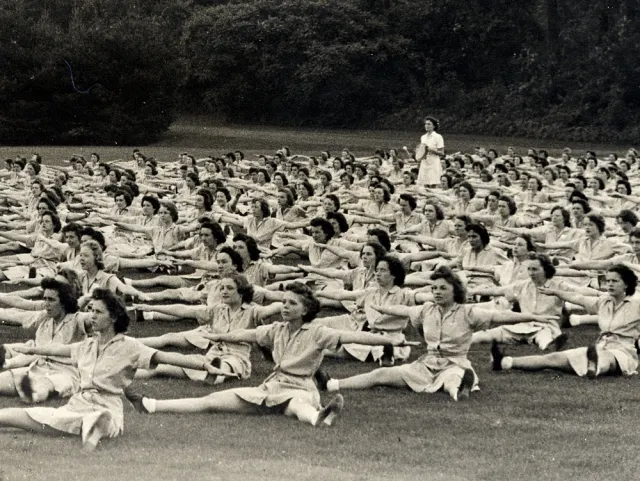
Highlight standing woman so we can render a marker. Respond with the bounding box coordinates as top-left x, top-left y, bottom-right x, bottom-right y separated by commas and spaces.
0, 288, 226, 451
416, 116, 444, 188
